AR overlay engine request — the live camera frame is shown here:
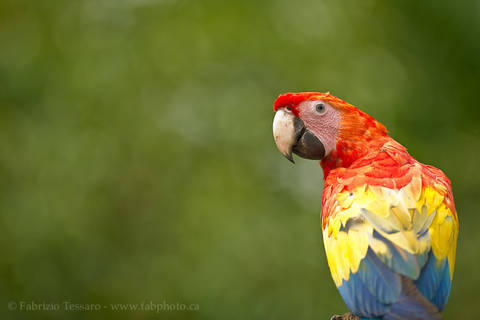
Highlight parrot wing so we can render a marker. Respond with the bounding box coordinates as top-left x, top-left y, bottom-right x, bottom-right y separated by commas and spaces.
322, 142, 458, 319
